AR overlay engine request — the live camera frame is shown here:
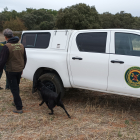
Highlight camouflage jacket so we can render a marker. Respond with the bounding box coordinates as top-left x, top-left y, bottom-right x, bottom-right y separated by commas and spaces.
0, 41, 6, 53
